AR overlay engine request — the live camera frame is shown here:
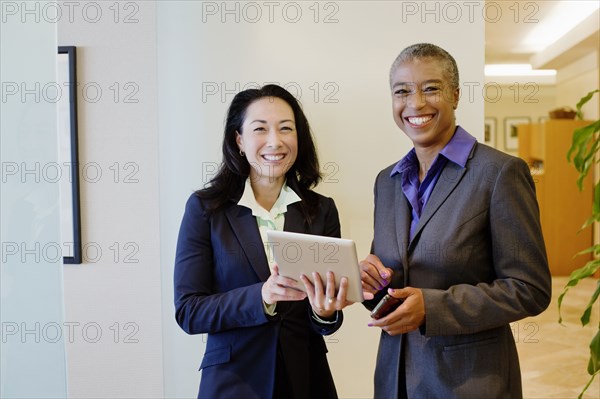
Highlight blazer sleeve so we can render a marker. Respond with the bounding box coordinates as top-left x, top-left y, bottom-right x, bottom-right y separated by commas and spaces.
173, 194, 270, 335
421, 156, 552, 336
322, 196, 342, 239
308, 196, 345, 336
362, 169, 392, 311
